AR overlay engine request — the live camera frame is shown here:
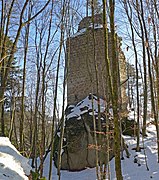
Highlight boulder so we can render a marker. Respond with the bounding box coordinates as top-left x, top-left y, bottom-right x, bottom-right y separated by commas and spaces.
54, 95, 115, 171
122, 116, 137, 136
53, 94, 136, 171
